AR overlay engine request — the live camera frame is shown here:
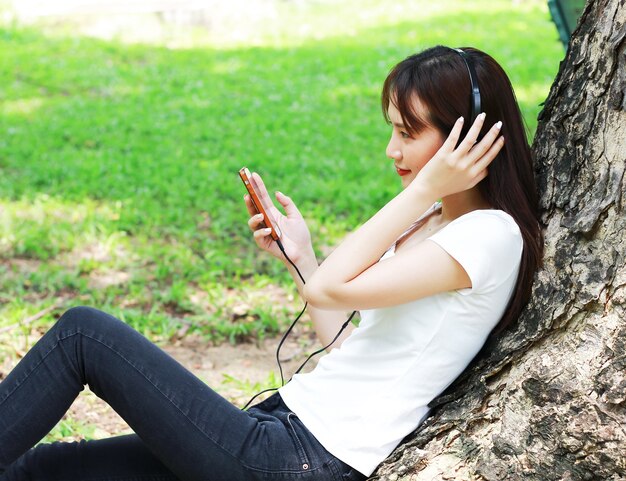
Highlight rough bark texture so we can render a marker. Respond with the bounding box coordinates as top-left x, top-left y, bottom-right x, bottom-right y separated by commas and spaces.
372, 1, 626, 479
